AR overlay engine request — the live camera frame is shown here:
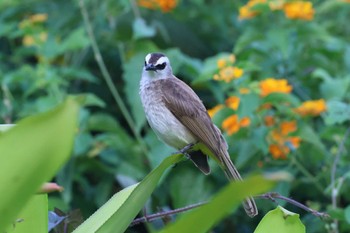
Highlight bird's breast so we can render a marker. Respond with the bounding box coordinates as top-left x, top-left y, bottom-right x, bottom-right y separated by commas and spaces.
140, 82, 196, 149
